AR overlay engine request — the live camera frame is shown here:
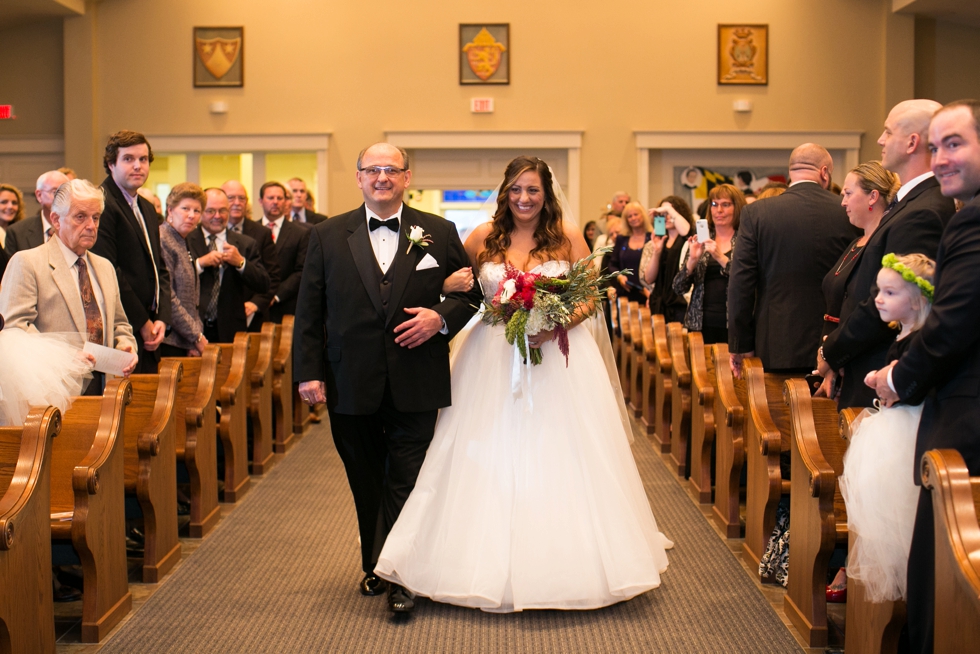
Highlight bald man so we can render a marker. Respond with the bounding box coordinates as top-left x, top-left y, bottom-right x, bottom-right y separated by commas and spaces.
728, 143, 860, 374
819, 100, 953, 407
4, 169, 70, 256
